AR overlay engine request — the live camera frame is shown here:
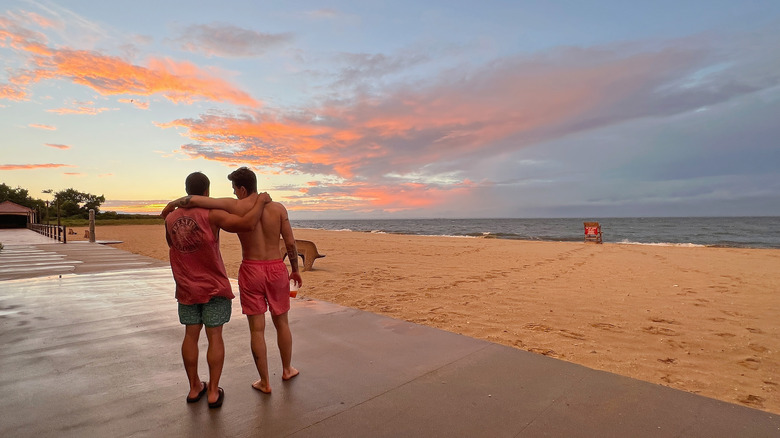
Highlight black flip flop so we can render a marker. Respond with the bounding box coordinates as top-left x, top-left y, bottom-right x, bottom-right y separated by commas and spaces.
208, 387, 225, 409
186, 381, 207, 403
